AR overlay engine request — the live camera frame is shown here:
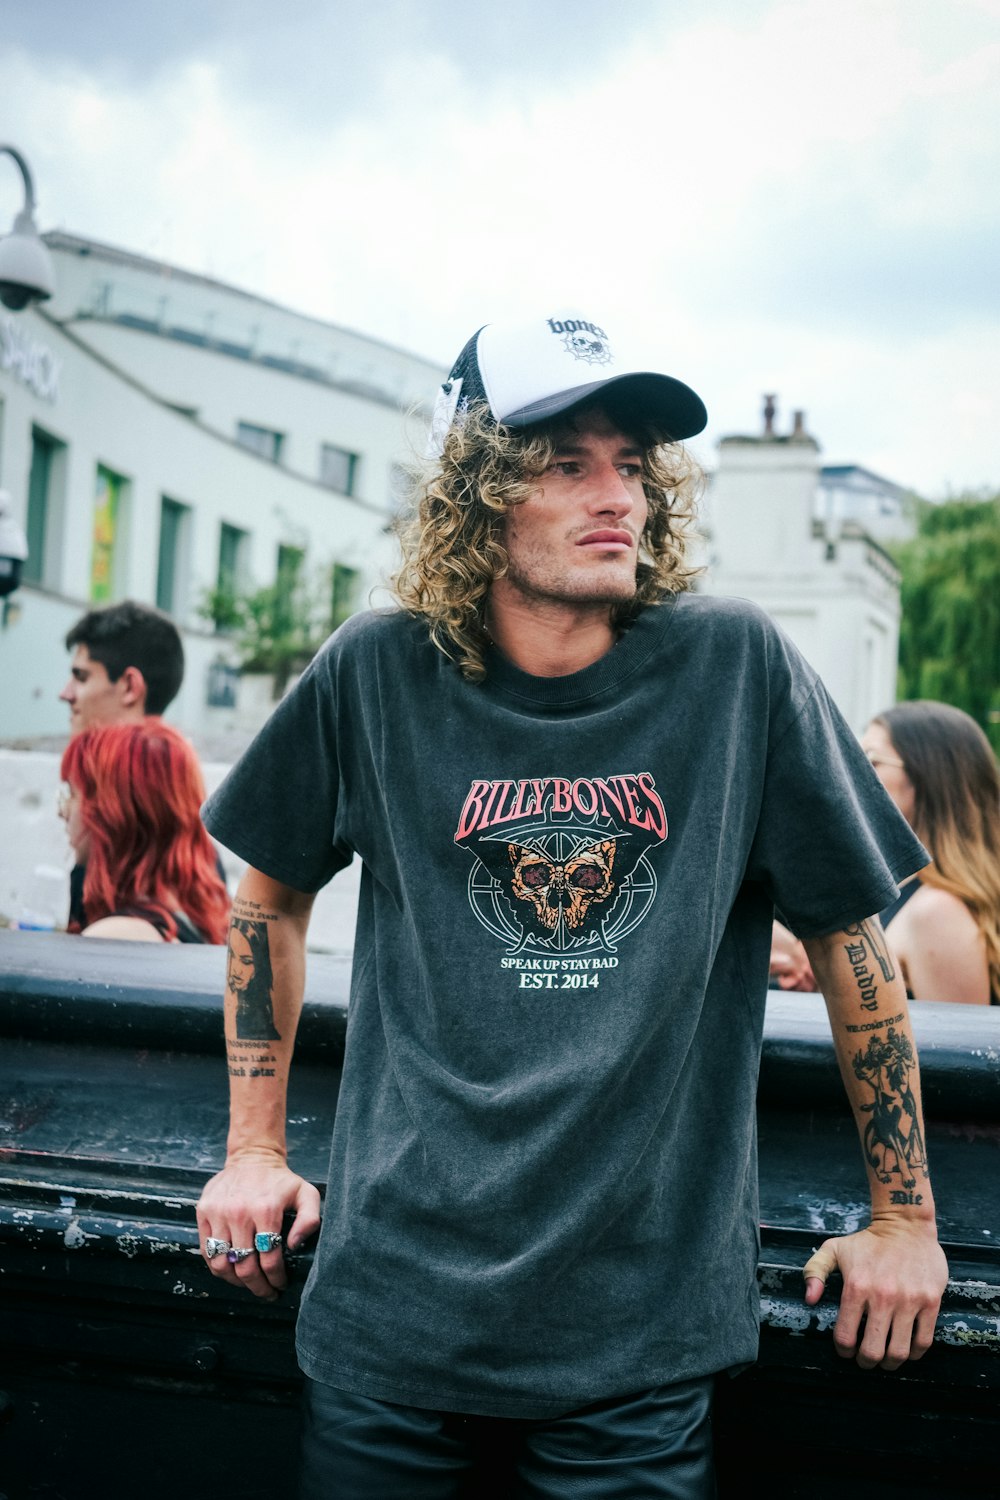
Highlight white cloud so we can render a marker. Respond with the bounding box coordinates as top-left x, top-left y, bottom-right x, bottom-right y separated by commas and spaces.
2, 0, 997, 495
